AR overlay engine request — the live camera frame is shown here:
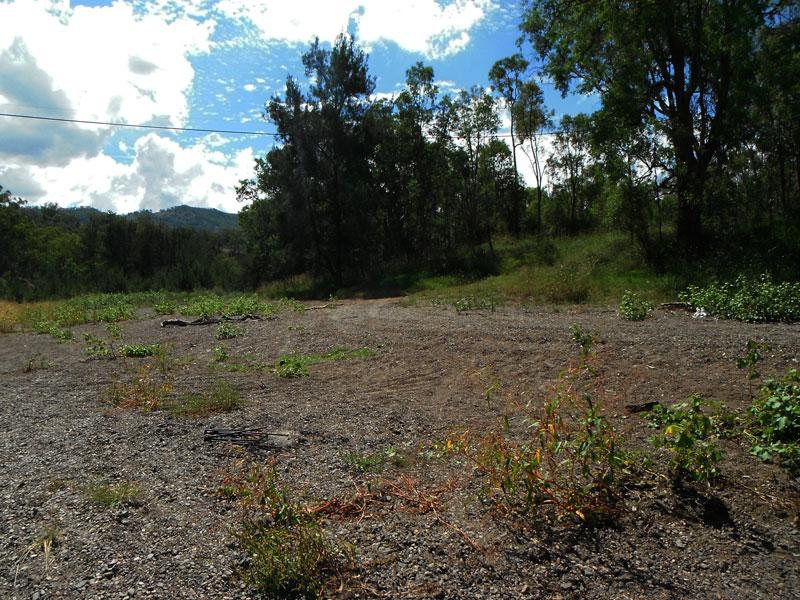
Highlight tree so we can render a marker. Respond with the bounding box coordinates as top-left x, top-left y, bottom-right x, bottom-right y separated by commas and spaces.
547, 114, 593, 233
512, 81, 553, 231
489, 54, 529, 189
521, 0, 779, 245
